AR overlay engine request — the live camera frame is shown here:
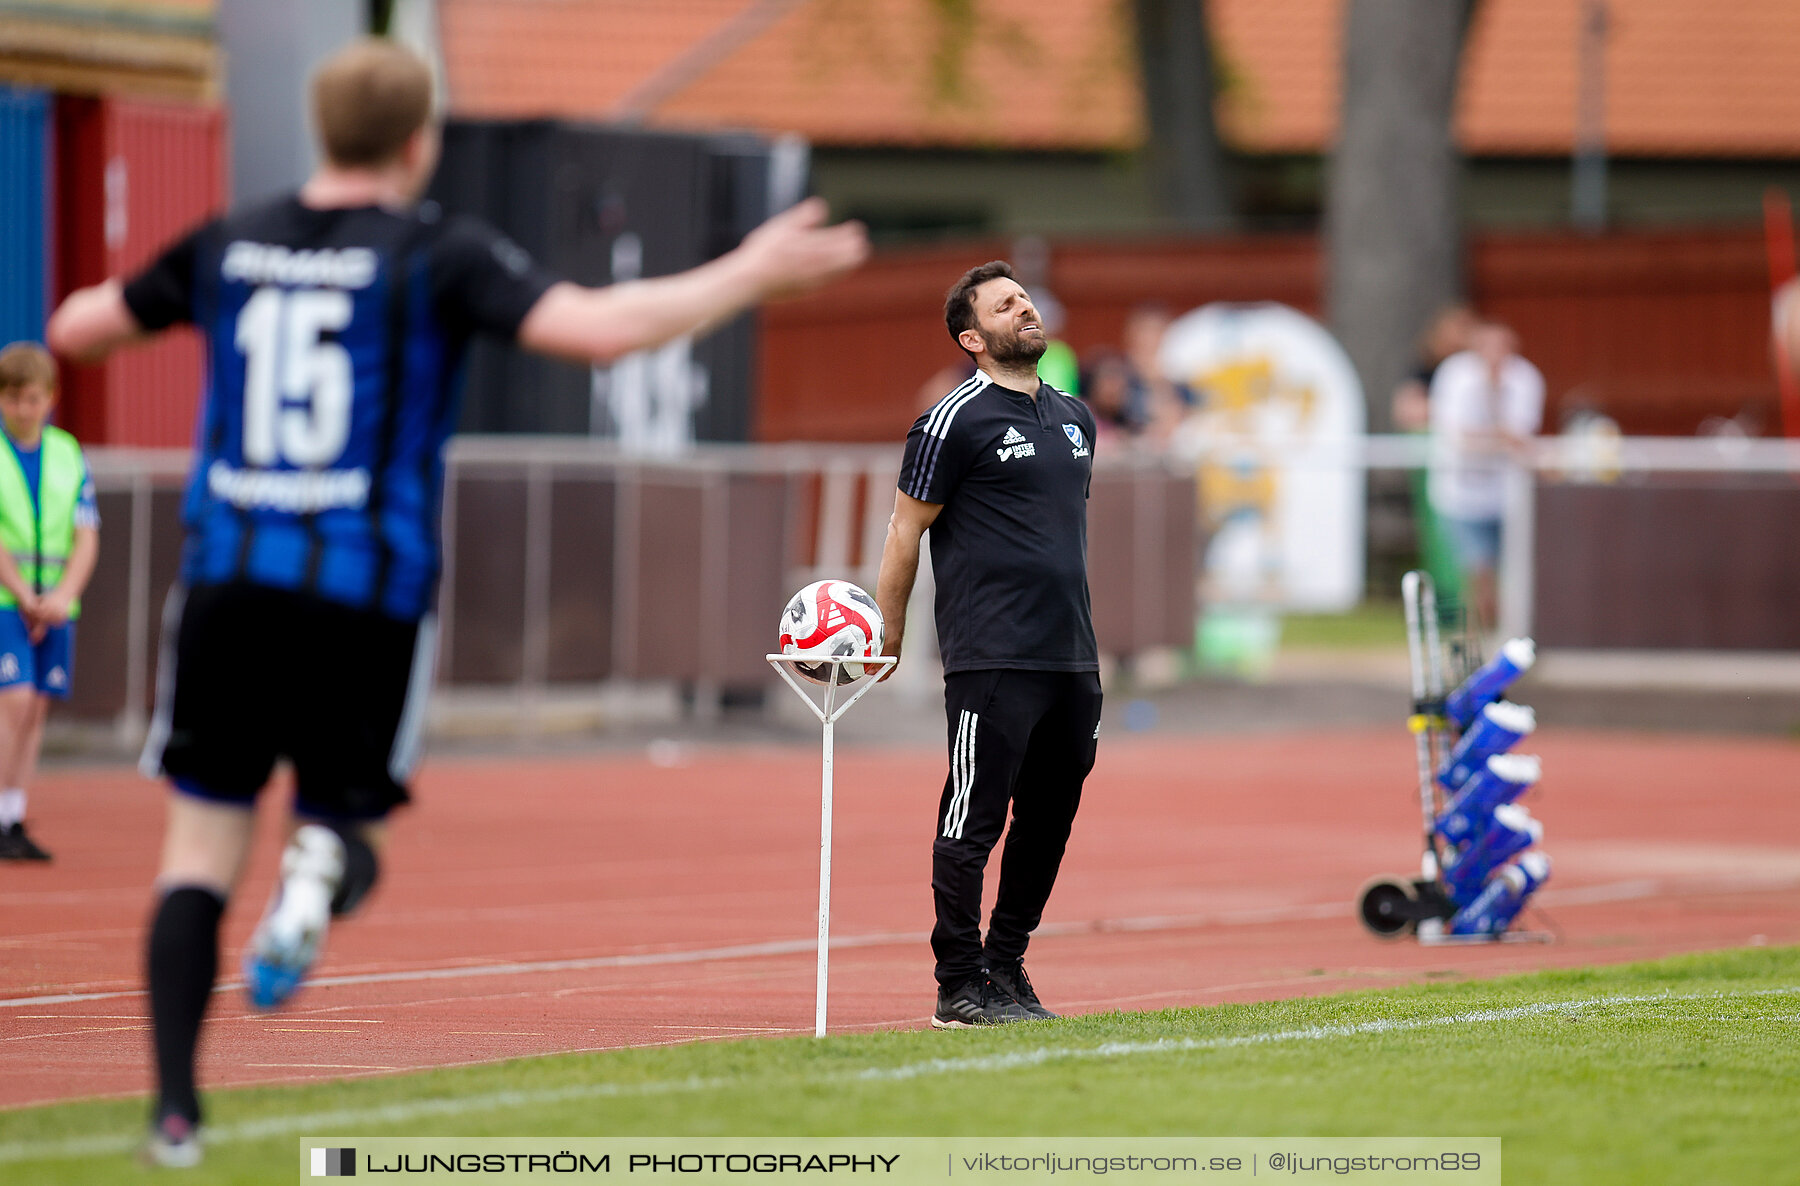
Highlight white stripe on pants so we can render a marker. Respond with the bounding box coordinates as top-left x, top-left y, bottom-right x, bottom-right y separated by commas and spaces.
942, 708, 977, 839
